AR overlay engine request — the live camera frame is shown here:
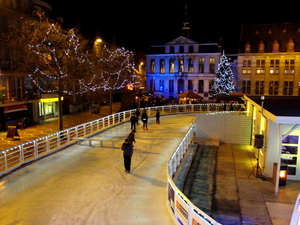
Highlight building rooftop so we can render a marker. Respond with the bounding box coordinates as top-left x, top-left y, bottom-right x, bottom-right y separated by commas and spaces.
246, 95, 300, 117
